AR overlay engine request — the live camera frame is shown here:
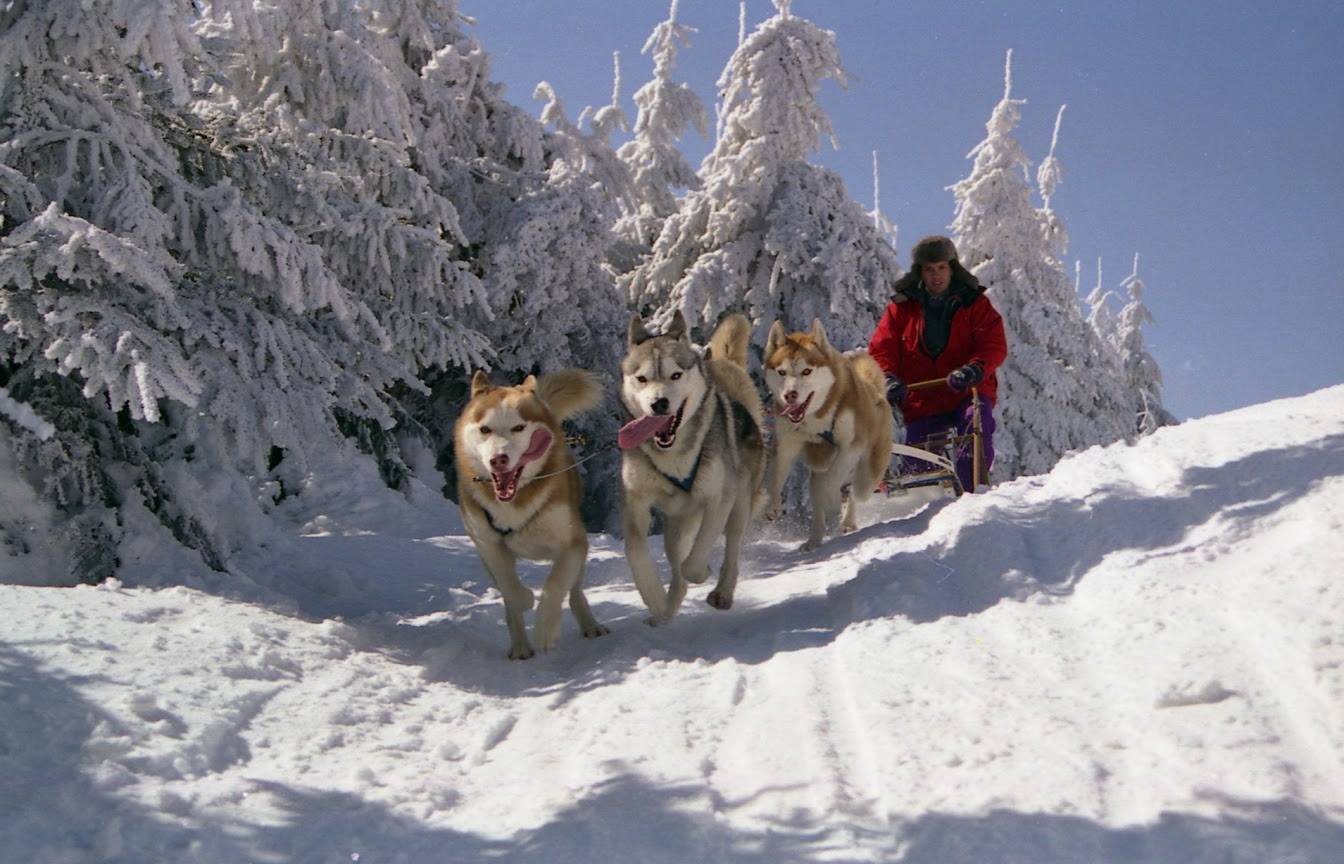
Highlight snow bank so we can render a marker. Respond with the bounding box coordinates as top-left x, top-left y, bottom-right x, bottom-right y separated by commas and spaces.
2, 386, 1342, 862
